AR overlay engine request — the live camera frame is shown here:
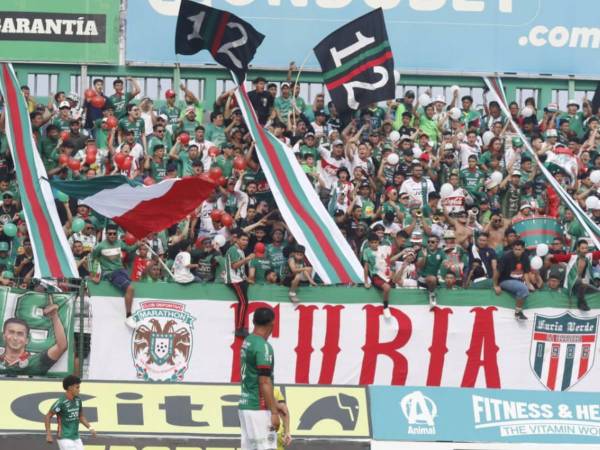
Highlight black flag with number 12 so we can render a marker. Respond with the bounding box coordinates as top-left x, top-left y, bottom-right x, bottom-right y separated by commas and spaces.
175, 0, 264, 83
314, 8, 395, 113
